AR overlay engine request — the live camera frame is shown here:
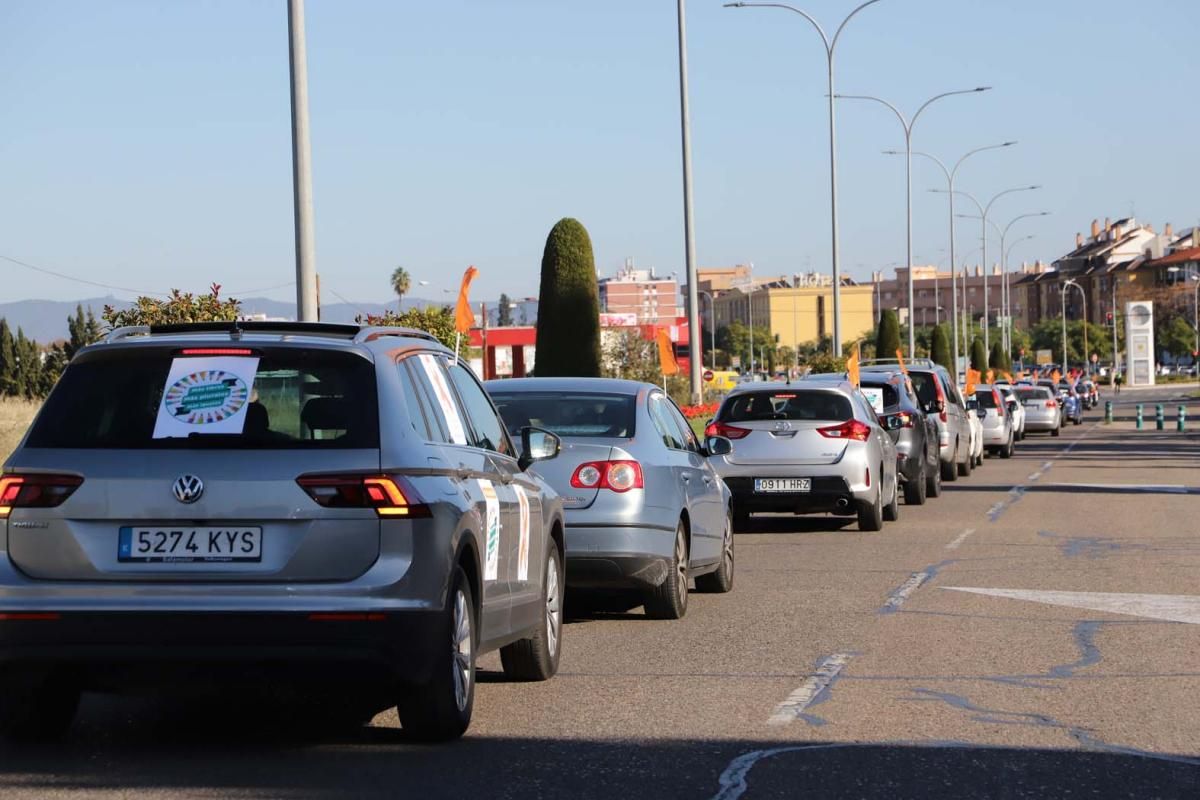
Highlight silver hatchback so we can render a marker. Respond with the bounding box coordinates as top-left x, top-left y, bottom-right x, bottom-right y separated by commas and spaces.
0, 322, 566, 742
487, 378, 734, 621
707, 380, 900, 531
